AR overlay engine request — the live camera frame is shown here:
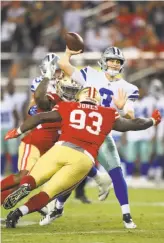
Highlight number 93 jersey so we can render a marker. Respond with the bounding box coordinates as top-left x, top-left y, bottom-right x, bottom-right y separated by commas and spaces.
53, 101, 119, 159
72, 66, 139, 109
